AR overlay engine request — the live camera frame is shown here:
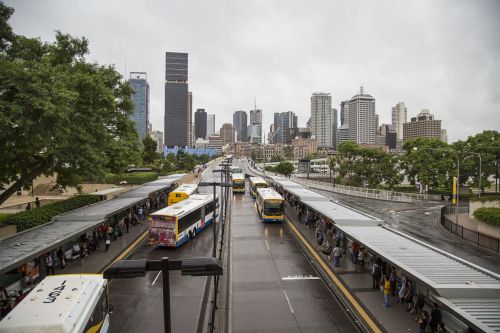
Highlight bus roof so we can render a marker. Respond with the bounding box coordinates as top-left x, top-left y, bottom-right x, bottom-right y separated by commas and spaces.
256, 188, 284, 201
171, 183, 198, 195
231, 173, 245, 180
249, 177, 267, 185
151, 194, 214, 218
0, 274, 106, 333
